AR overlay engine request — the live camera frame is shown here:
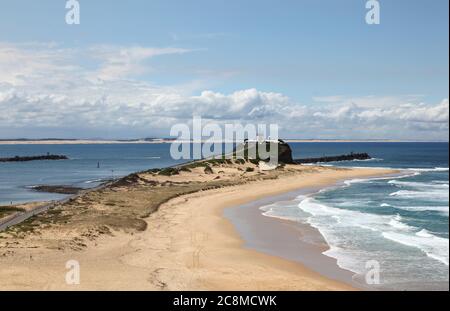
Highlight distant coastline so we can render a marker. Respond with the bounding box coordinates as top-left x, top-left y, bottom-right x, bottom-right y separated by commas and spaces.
0, 139, 175, 145
0, 139, 448, 145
